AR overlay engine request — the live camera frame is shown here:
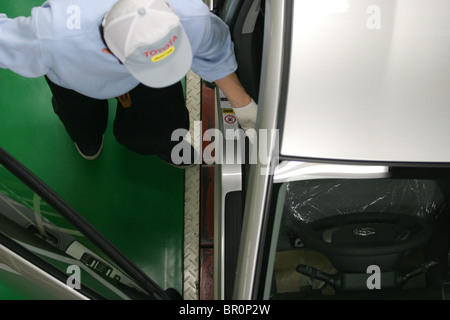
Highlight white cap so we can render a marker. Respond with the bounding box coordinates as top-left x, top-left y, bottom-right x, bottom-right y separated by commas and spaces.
102, 0, 193, 88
